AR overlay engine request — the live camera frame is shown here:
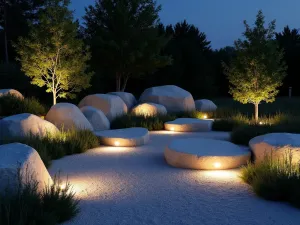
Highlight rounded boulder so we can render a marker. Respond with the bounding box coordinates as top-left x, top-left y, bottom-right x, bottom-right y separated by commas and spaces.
0, 113, 59, 138
195, 99, 217, 112
131, 103, 167, 117
78, 94, 128, 121
108, 92, 137, 110
80, 106, 110, 131
0, 89, 24, 99
139, 85, 195, 113
45, 103, 93, 131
